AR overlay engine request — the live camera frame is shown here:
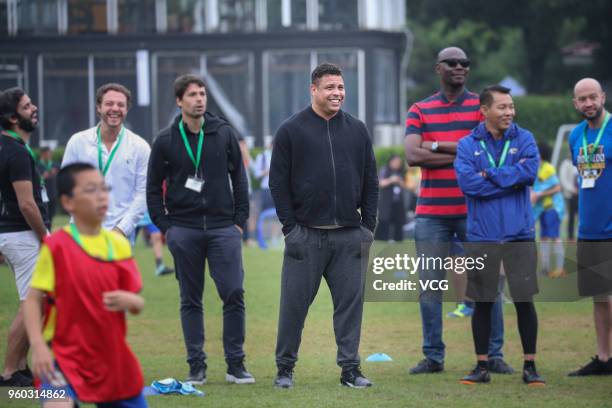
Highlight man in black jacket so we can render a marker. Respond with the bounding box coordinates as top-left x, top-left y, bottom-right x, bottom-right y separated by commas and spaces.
146, 74, 253, 385
270, 63, 378, 388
